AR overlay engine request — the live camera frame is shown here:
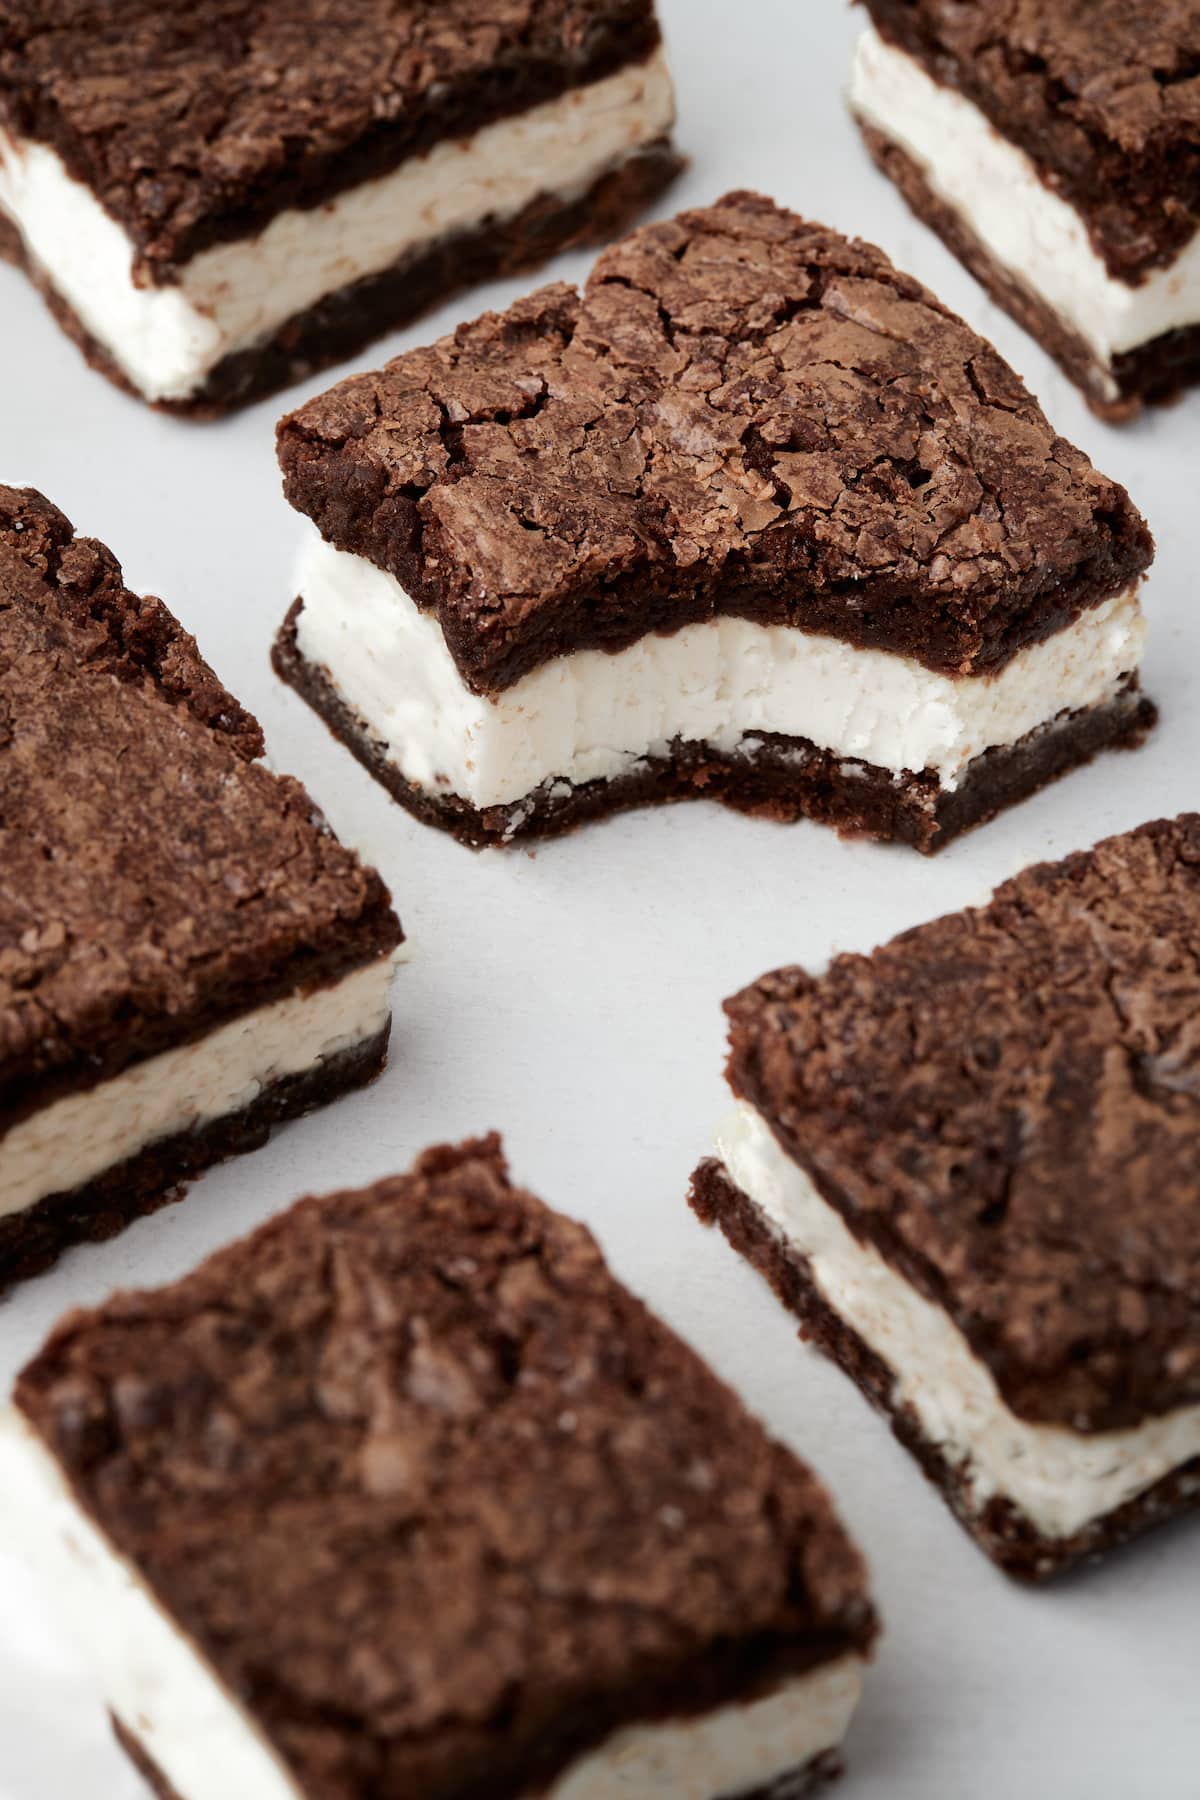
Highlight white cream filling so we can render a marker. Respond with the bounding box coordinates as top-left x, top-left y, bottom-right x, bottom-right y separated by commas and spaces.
0, 50, 674, 402
0, 956, 396, 1222
0, 1409, 863, 1800
717, 1103, 1200, 1541
293, 532, 1145, 814
851, 27, 1200, 382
